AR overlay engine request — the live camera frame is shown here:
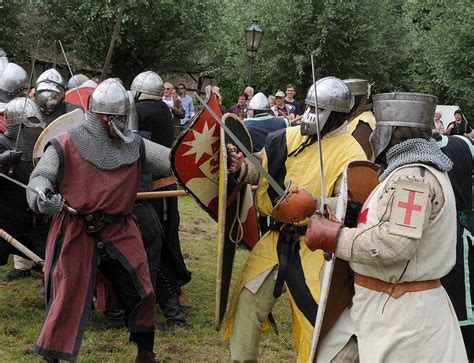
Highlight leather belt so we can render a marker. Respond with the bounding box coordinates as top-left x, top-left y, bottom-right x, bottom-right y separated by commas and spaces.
354, 273, 441, 299
152, 176, 177, 190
